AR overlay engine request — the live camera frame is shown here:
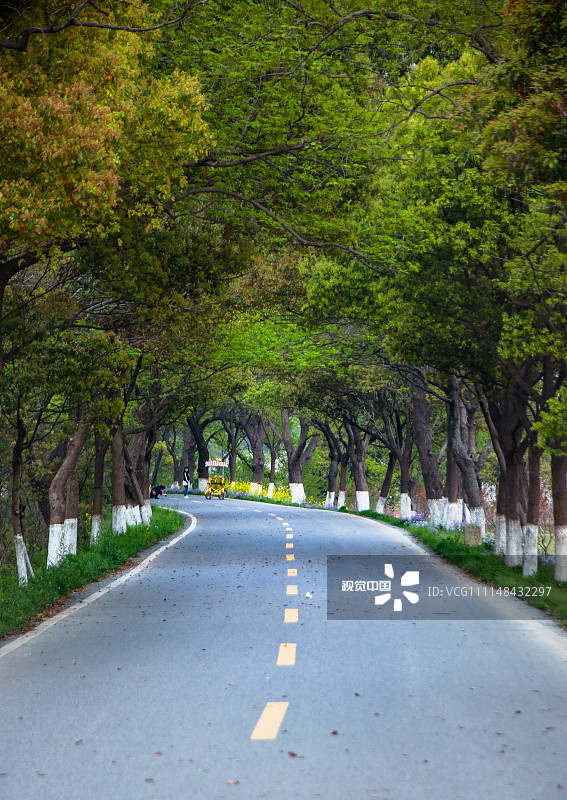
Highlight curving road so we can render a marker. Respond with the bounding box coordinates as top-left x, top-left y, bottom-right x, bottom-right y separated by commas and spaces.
1, 497, 566, 800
